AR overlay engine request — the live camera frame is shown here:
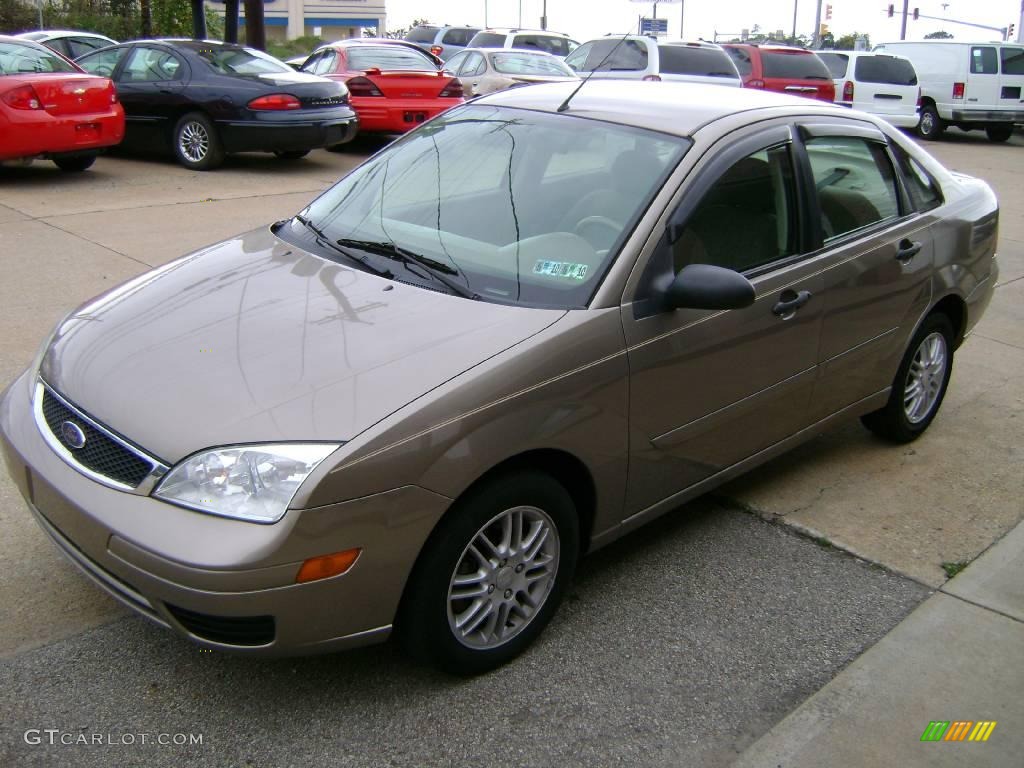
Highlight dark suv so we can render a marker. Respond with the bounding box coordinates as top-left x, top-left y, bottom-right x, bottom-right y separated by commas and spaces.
404, 25, 481, 61
723, 44, 835, 102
